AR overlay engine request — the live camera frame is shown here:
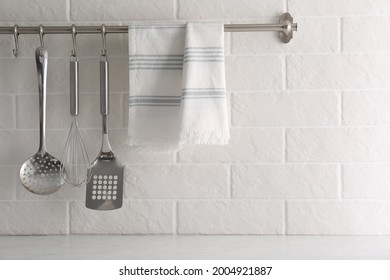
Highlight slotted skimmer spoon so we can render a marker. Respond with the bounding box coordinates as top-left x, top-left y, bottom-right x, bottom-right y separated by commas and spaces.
86, 53, 124, 210
19, 47, 65, 195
